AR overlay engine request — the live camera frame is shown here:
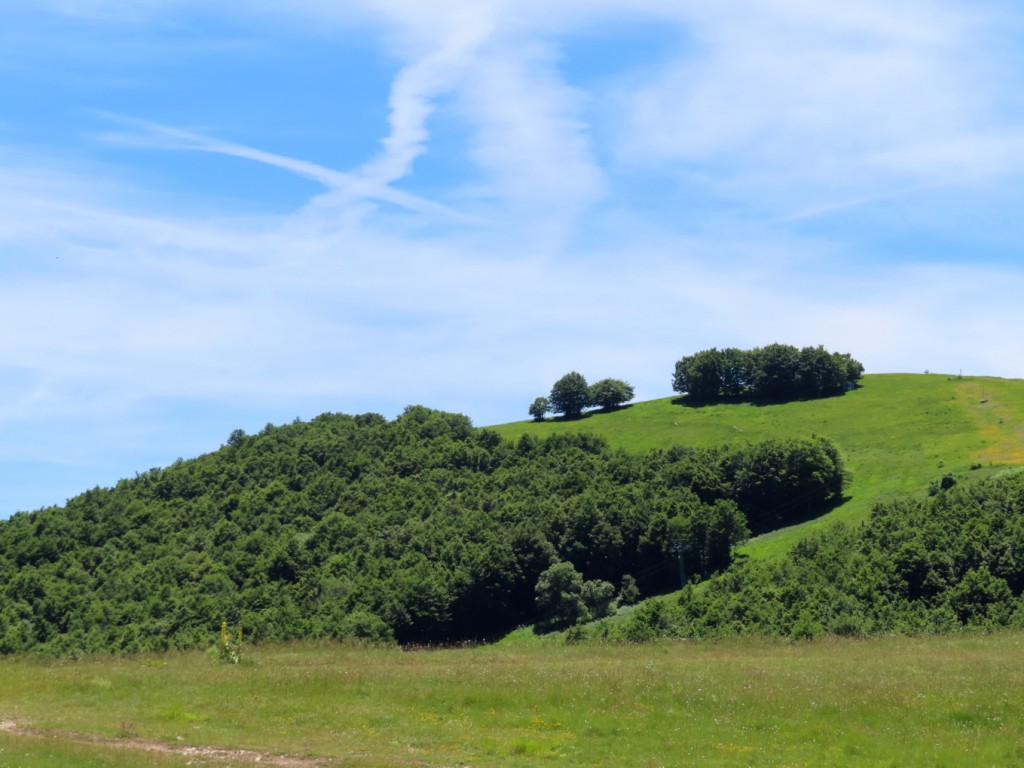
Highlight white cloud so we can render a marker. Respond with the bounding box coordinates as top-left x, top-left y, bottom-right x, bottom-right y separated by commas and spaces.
95, 115, 475, 221
458, 41, 606, 222
617, 0, 1024, 212
354, 1, 501, 183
